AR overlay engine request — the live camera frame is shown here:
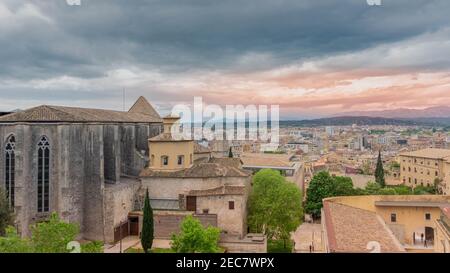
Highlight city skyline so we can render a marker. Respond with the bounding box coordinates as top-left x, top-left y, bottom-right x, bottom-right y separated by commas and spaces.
1, 0, 450, 119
